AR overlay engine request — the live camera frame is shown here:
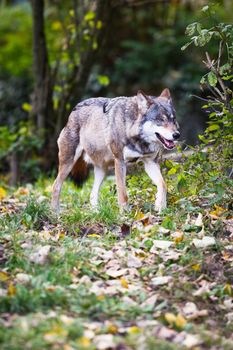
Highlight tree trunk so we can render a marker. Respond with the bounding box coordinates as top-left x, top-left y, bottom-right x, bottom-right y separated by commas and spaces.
9, 152, 19, 186
31, 0, 53, 133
